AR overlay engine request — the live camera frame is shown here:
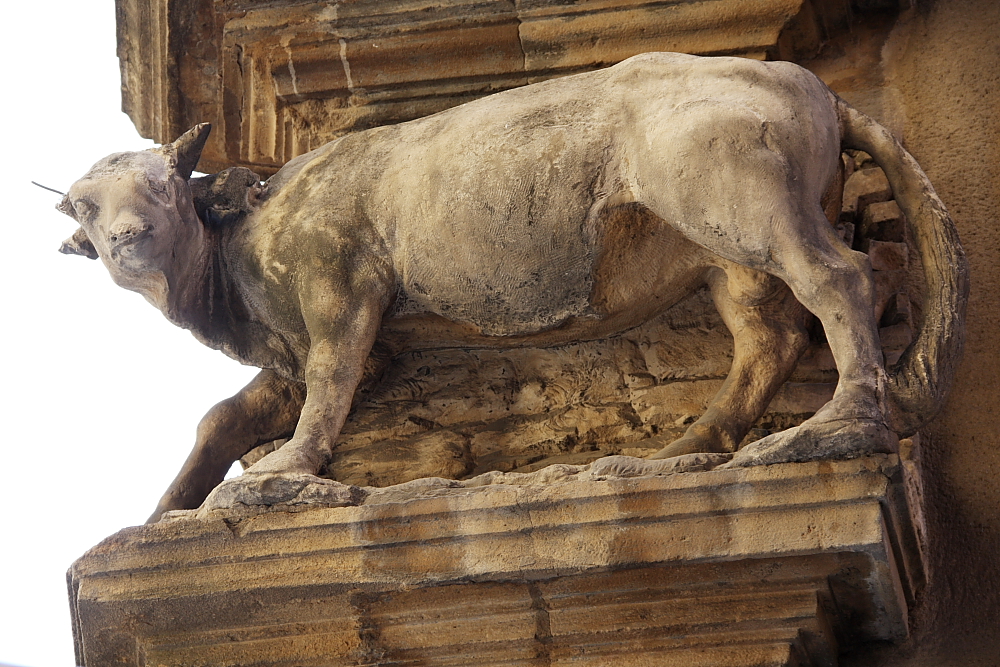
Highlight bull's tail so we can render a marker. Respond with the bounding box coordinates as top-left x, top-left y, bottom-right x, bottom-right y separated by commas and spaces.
836, 96, 970, 437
